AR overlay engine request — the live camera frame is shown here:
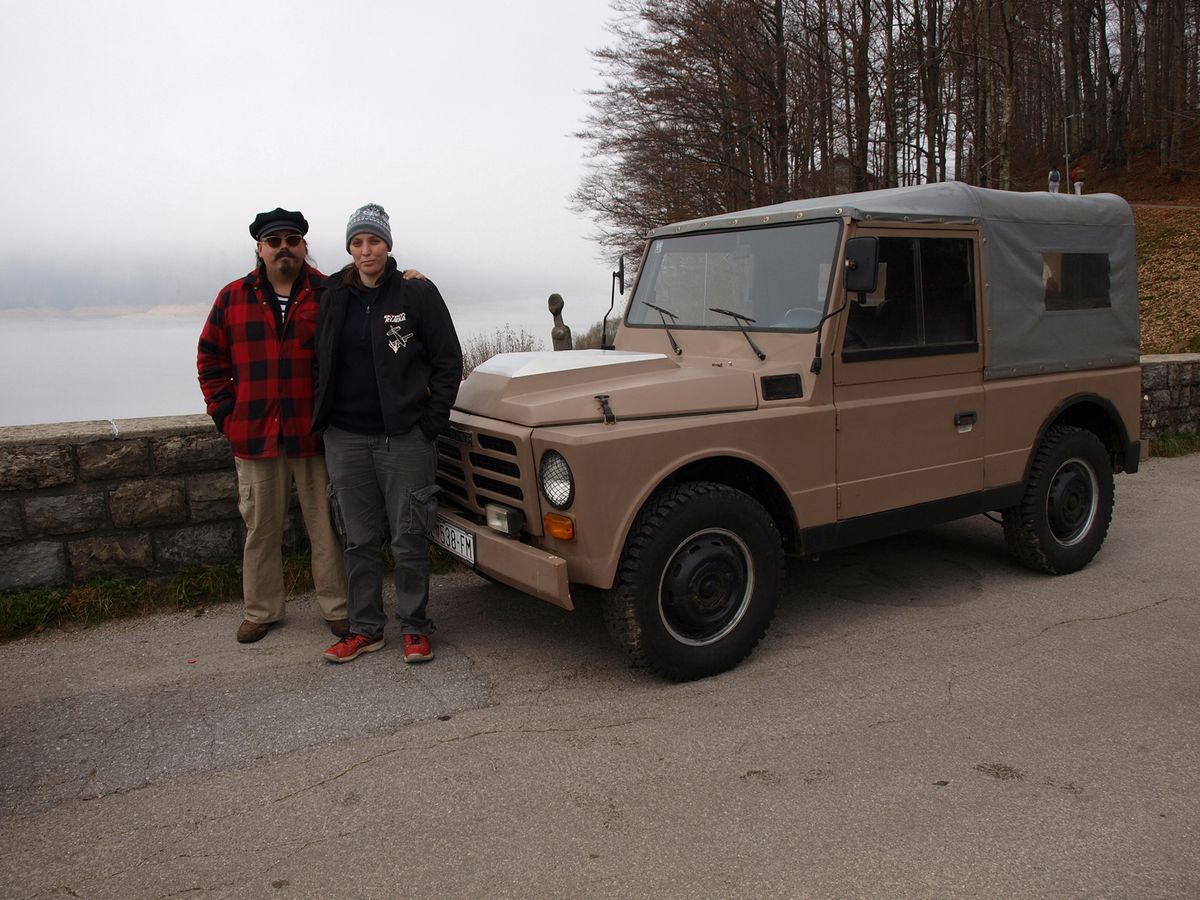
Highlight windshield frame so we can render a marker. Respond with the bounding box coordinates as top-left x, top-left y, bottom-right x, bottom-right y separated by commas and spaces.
623, 218, 844, 334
